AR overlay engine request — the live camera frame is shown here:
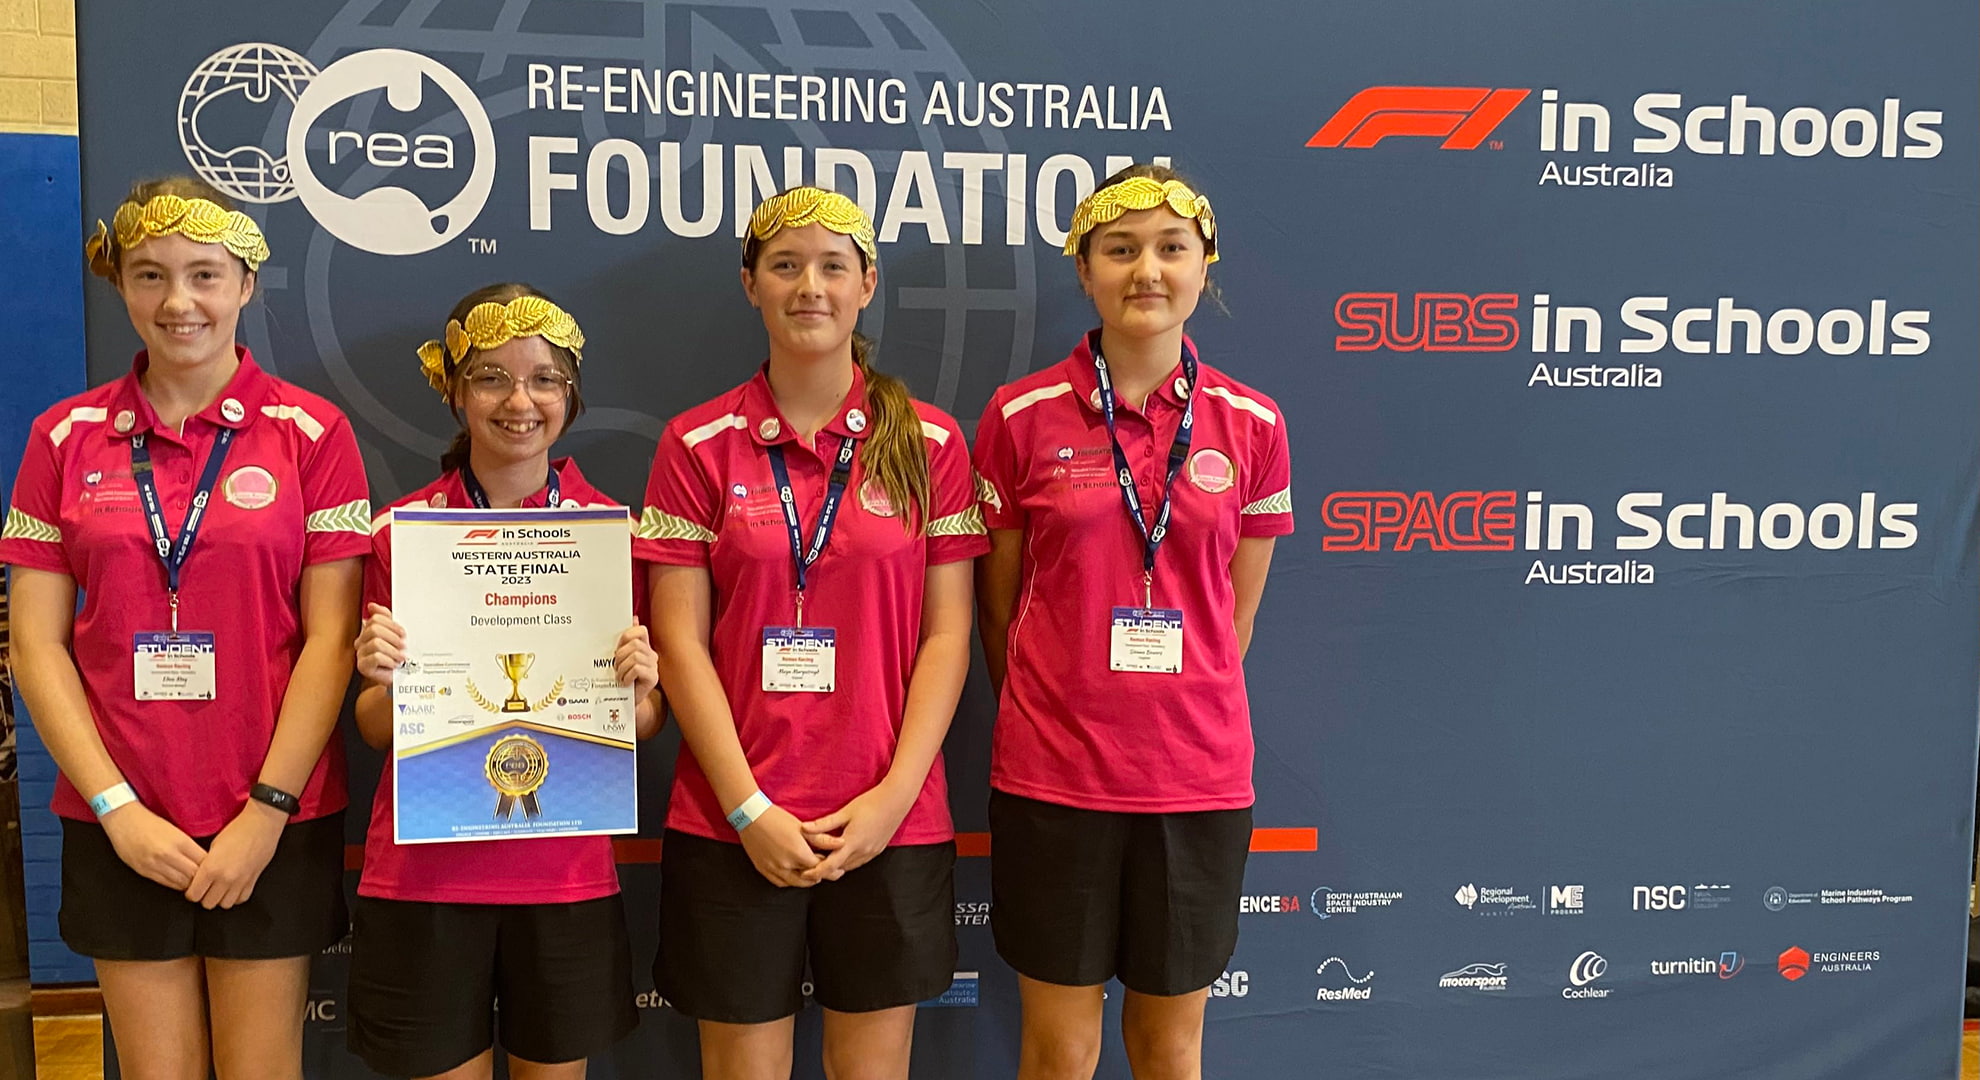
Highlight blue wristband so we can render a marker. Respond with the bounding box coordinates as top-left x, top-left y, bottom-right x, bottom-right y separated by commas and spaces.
88, 782, 138, 818
726, 790, 773, 832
